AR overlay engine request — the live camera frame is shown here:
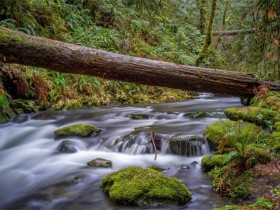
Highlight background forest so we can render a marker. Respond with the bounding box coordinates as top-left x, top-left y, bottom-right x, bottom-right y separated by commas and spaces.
0, 0, 280, 121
